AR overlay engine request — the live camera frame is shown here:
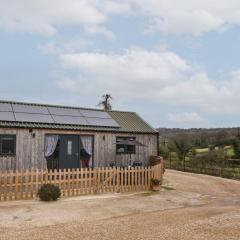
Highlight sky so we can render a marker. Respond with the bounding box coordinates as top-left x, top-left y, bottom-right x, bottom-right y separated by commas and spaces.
1, 0, 240, 129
